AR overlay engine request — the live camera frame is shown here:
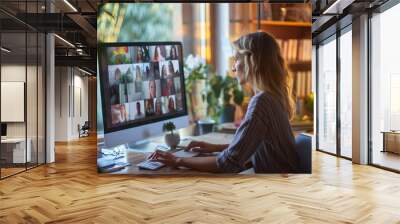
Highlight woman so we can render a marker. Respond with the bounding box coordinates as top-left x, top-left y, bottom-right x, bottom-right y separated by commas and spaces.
136, 47, 144, 62
155, 98, 162, 115
167, 61, 175, 78
145, 99, 155, 116
149, 80, 157, 98
161, 64, 168, 79
167, 96, 175, 113
143, 46, 150, 61
111, 104, 127, 125
135, 65, 142, 81
145, 64, 152, 80
166, 78, 175, 95
153, 46, 165, 61
152, 62, 160, 79
169, 45, 178, 59
149, 32, 300, 173
110, 68, 121, 105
